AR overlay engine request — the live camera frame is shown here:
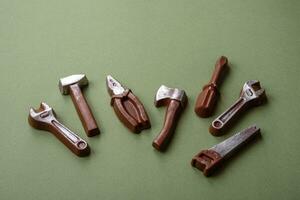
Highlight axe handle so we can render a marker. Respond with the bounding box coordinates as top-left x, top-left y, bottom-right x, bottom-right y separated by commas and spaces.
69, 84, 100, 137
153, 100, 182, 151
